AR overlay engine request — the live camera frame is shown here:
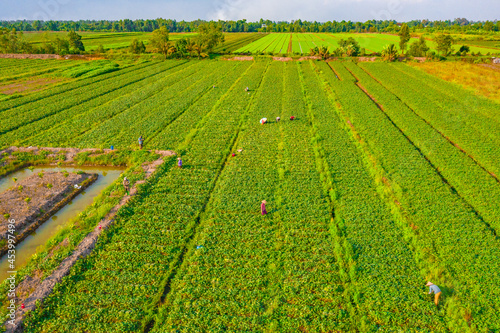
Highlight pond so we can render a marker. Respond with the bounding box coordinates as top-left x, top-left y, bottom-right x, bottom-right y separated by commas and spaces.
0, 166, 124, 283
